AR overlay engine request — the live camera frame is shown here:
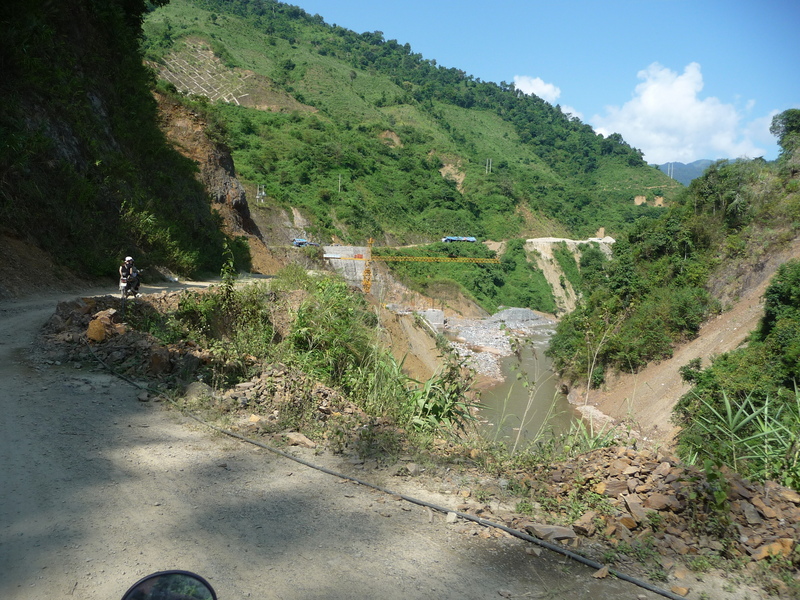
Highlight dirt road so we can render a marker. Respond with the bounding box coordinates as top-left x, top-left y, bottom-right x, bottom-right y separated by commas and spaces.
0, 291, 670, 600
